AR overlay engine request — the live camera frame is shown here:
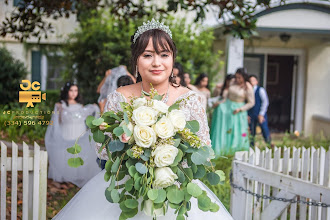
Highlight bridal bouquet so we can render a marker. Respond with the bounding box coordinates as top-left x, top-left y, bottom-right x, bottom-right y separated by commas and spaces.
68, 88, 225, 220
